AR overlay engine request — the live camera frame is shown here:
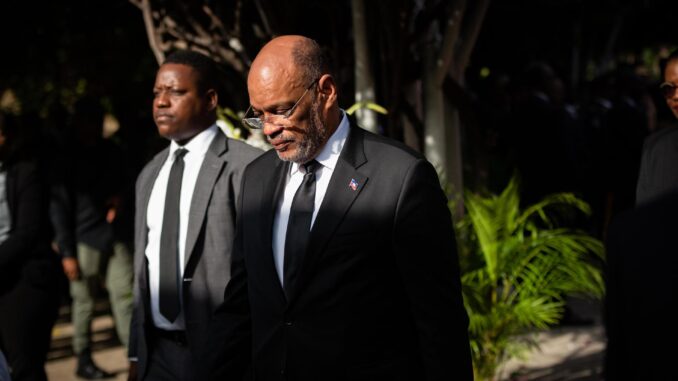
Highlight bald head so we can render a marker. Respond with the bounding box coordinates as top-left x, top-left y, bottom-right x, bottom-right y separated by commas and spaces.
249, 35, 326, 91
